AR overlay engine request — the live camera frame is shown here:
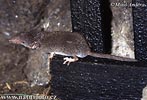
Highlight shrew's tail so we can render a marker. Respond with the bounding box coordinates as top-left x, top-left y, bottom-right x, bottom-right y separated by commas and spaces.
89, 52, 137, 62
